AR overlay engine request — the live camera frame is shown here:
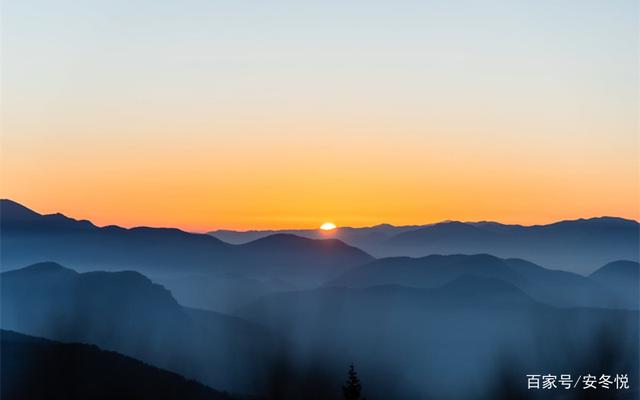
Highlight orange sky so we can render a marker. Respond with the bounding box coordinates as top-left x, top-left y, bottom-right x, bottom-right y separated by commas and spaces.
2, 121, 638, 231
1, 1, 638, 231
